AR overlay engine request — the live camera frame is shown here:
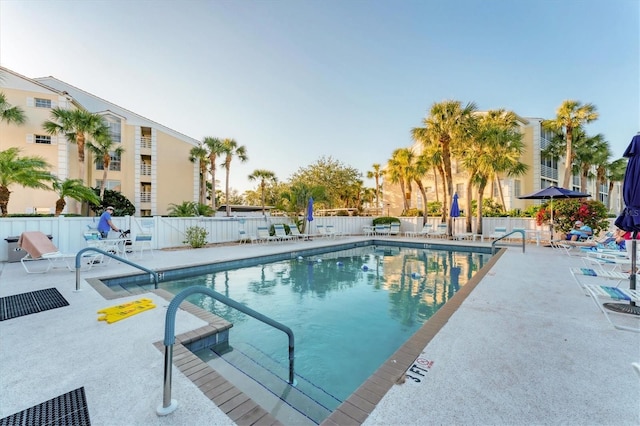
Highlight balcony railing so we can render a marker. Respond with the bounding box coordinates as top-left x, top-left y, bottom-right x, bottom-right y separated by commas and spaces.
140, 136, 152, 149
140, 192, 151, 203
140, 164, 152, 176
